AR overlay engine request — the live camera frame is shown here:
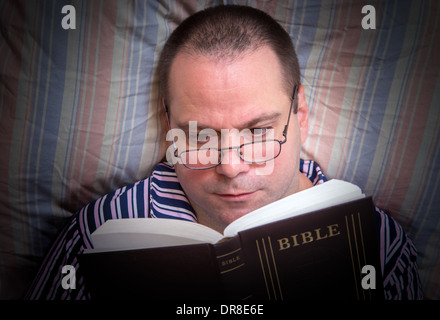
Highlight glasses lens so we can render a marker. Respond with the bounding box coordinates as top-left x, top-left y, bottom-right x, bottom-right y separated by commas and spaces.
241, 140, 281, 163
180, 148, 219, 169
179, 140, 282, 169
